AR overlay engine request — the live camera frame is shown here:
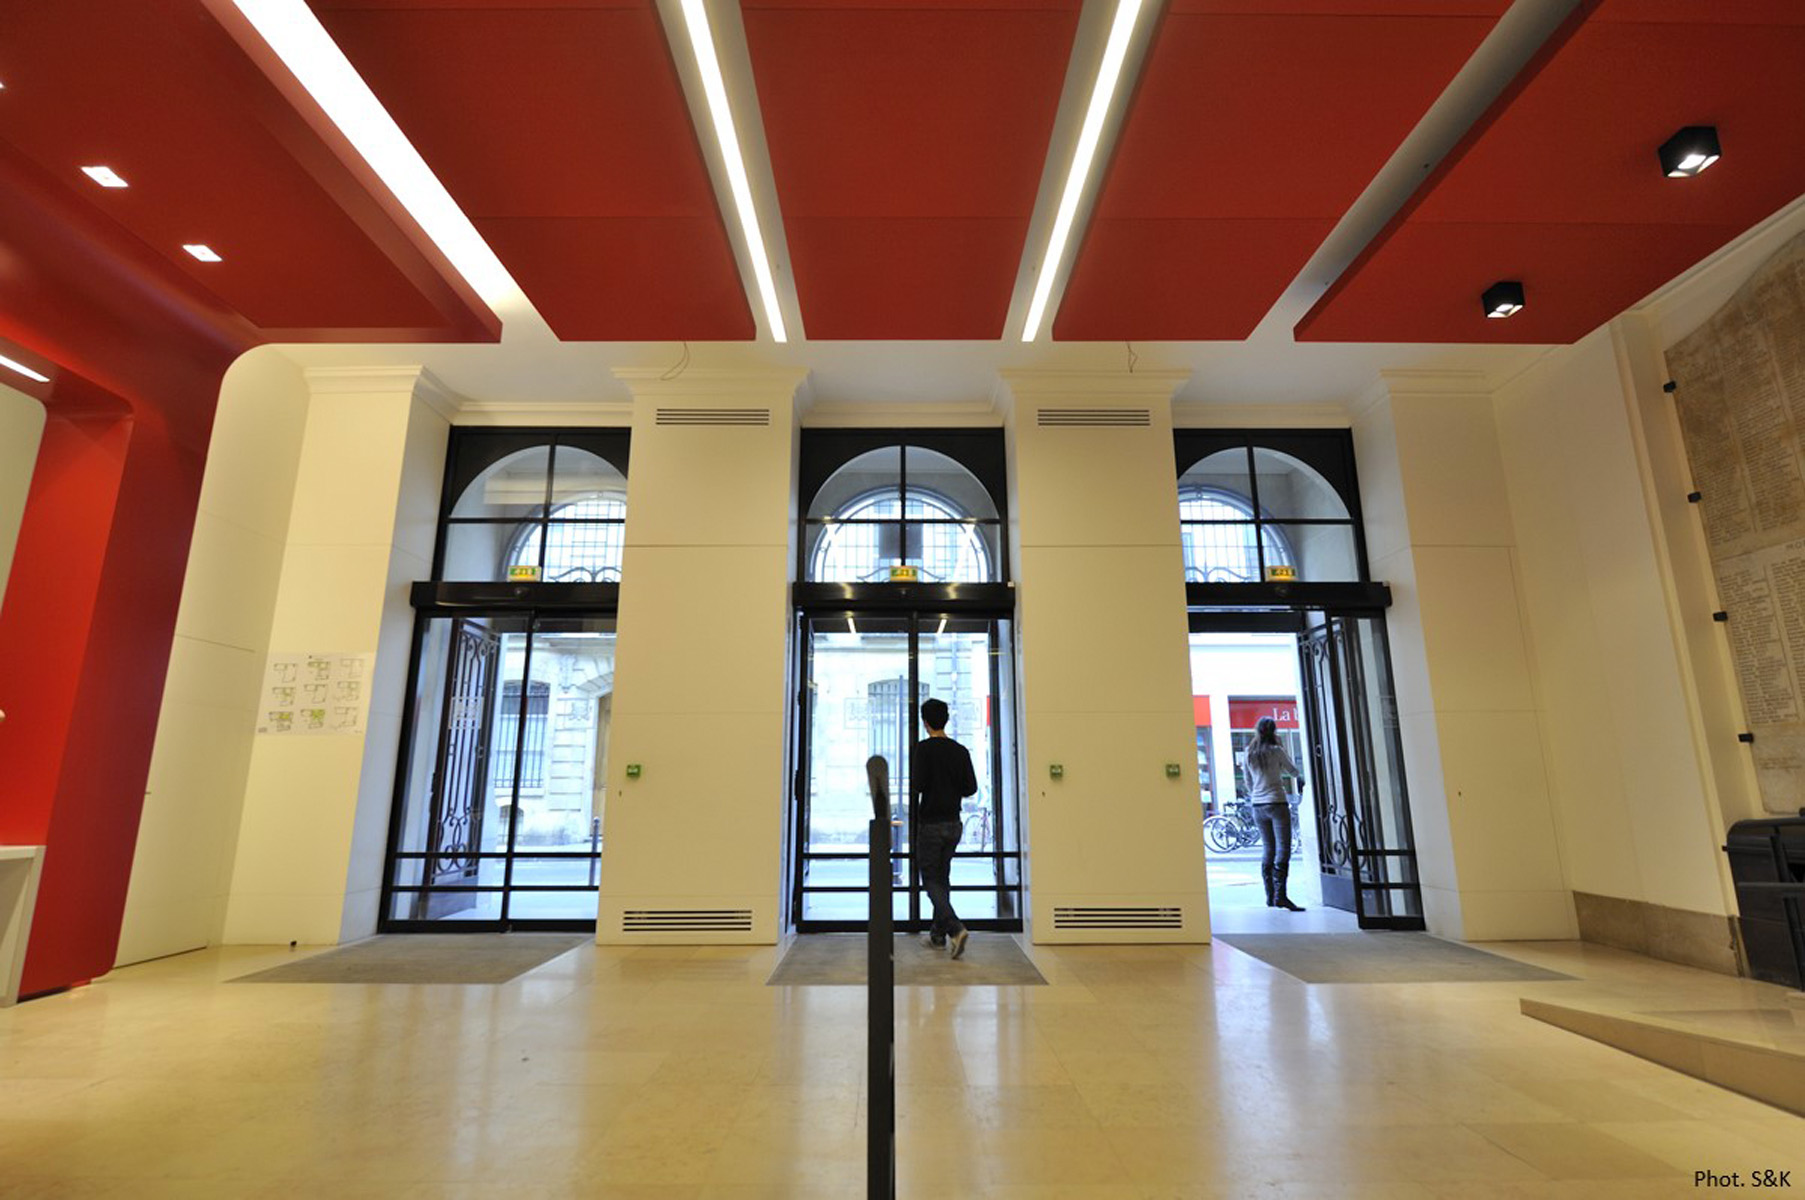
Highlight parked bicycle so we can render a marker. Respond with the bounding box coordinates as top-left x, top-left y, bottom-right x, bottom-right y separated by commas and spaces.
1203, 798, 1304, 856
960, 803, 995, 852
